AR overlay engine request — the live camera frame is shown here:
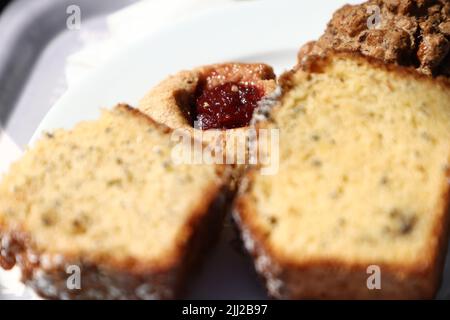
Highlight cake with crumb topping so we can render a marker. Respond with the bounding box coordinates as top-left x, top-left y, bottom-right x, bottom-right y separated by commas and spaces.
298, 0, 450, 77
